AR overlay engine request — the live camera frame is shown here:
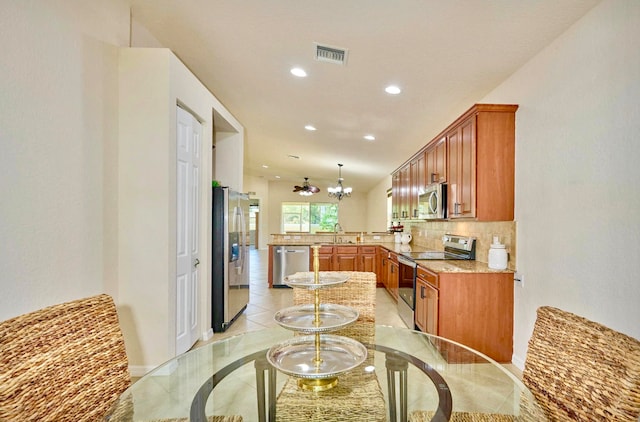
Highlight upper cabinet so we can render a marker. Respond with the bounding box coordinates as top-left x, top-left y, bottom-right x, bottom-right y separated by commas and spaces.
392, 104, 517, 222
409, 152, 426, 219
447, 117, 475, 218
425, 137, 447, 185
447, 104, 517, 221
